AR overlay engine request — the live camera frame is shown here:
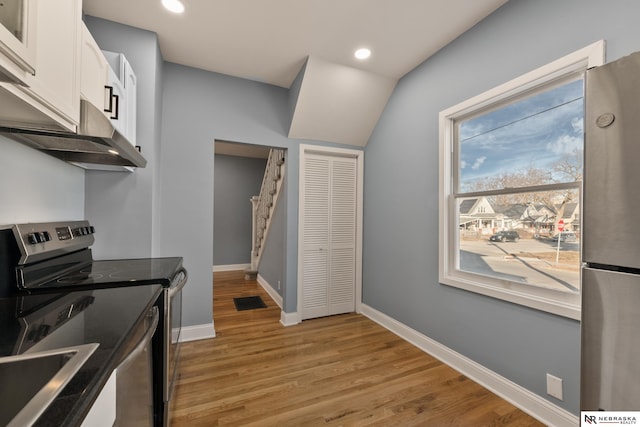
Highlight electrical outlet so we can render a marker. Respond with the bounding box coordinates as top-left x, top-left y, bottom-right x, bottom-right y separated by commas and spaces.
546, 373, 563, 400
